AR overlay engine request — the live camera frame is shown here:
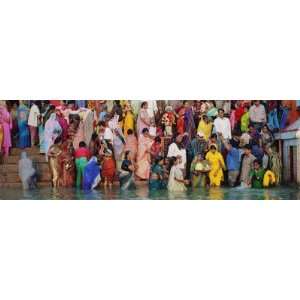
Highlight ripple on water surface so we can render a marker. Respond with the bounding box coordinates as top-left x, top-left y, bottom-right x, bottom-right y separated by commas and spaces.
0, 186, 299, 200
